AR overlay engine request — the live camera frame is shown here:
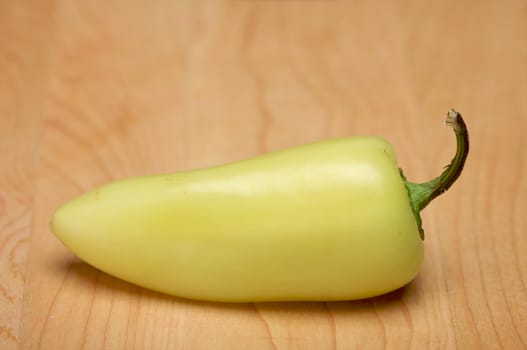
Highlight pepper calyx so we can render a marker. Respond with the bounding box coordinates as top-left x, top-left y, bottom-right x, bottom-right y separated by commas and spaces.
400, 109, 469, 240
